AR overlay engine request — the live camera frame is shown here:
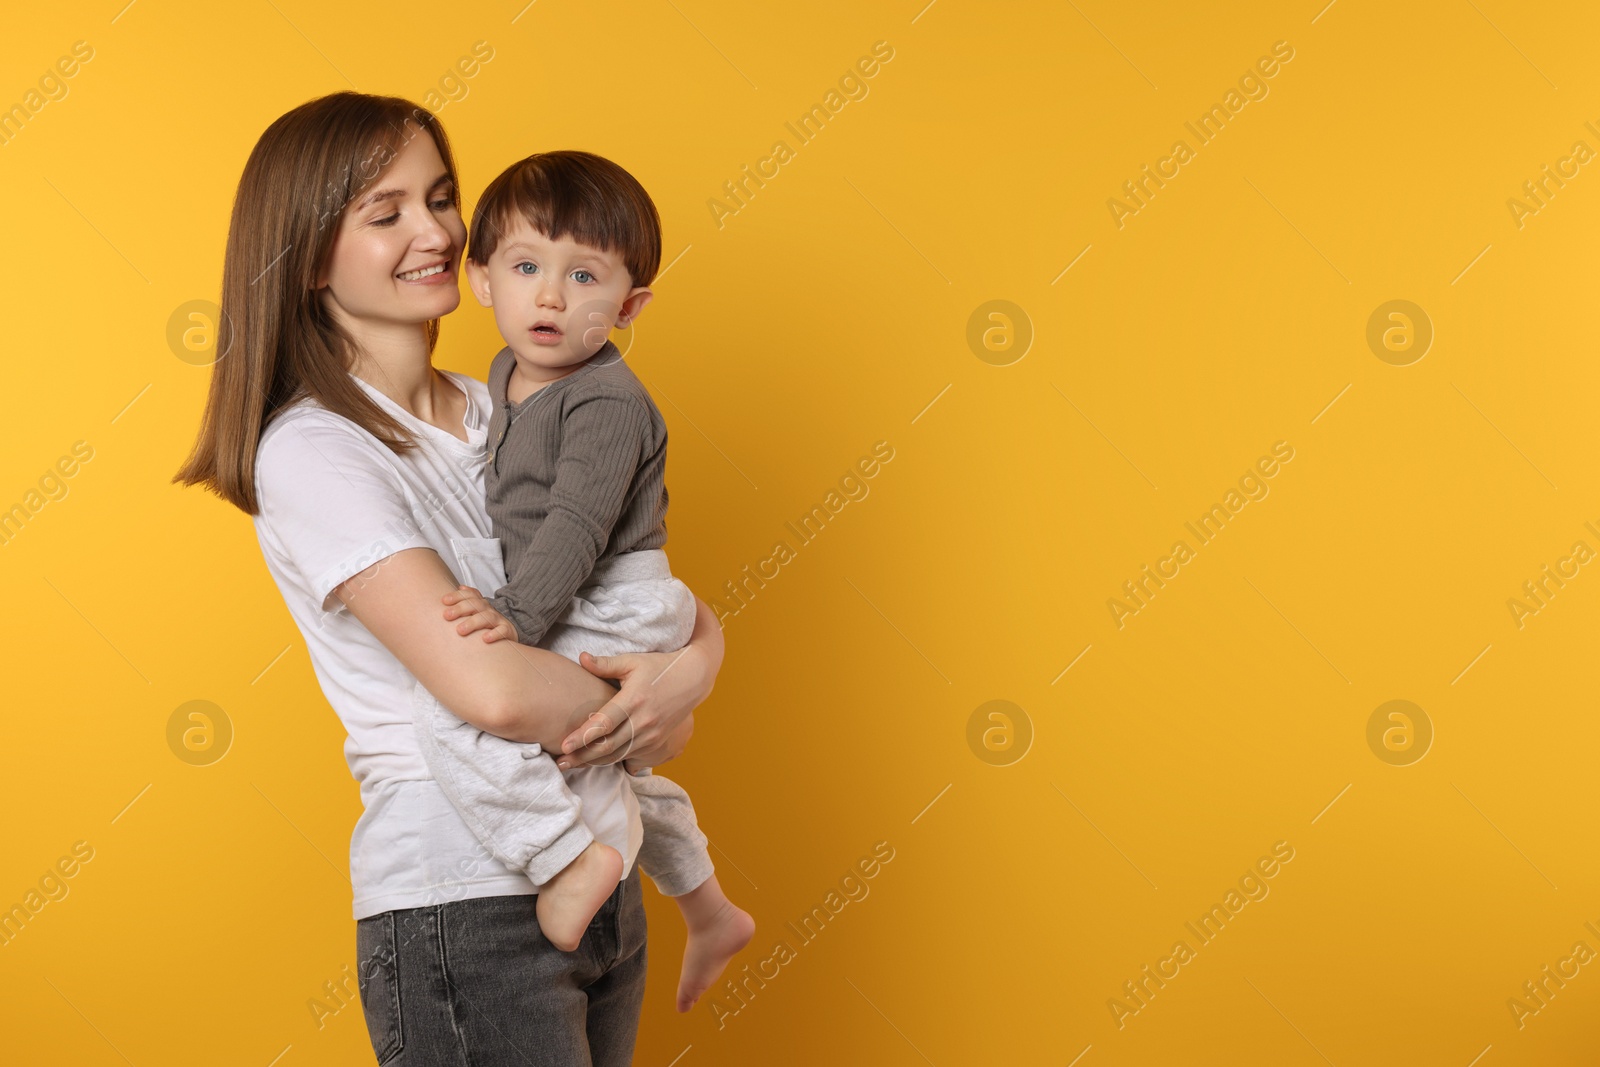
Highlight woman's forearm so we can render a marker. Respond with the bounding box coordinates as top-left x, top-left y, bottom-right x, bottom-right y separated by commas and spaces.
496, 594, 721, 750
335, 546, 618, 749
481, 643, 621, 748
548, 591, 727, 768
